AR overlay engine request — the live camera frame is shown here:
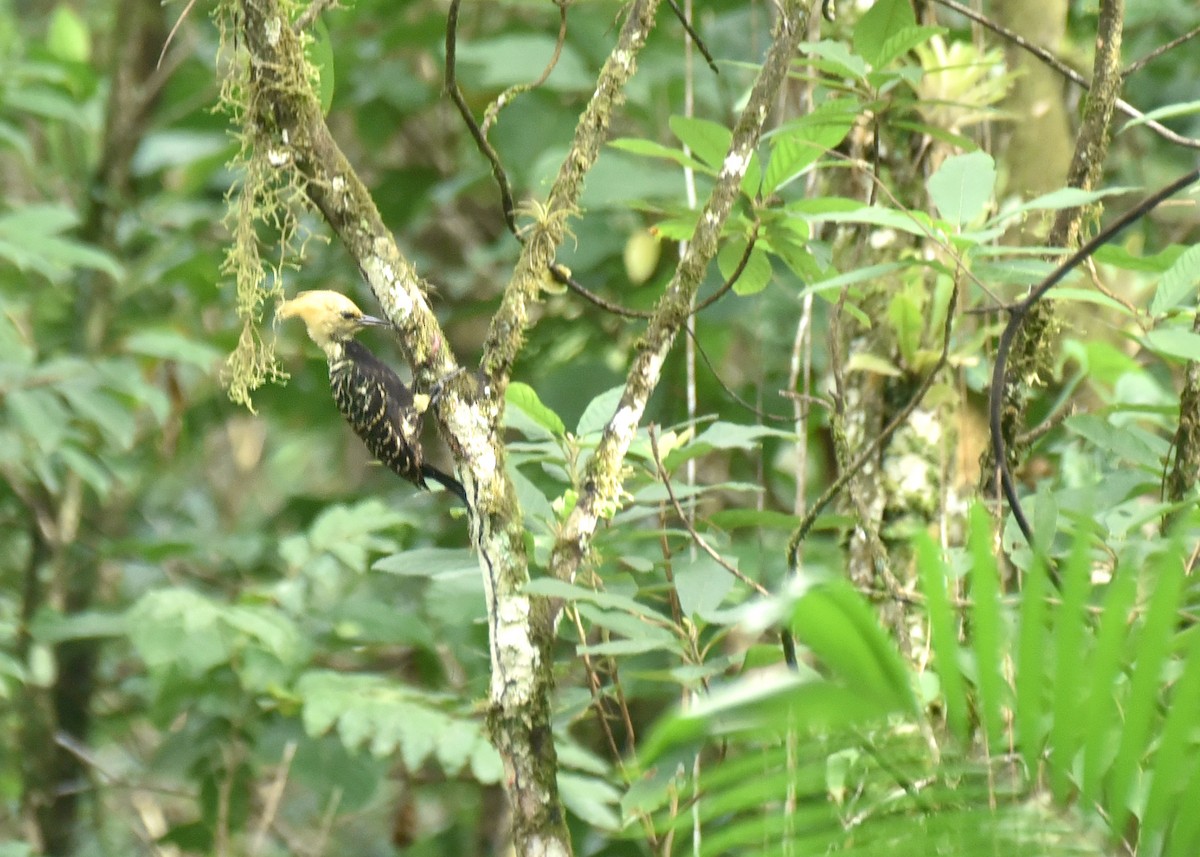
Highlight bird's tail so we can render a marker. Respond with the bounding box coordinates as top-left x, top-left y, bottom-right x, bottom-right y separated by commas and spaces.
421, 464, 468, 505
